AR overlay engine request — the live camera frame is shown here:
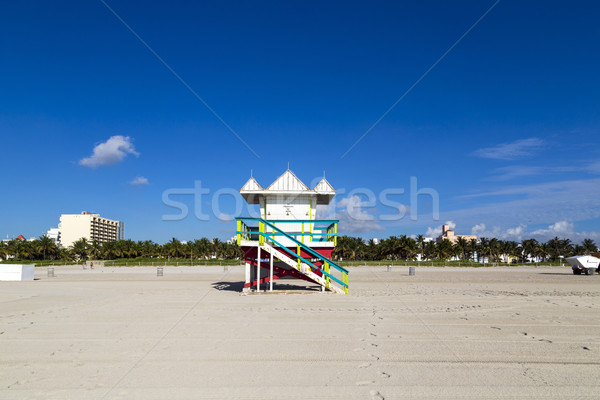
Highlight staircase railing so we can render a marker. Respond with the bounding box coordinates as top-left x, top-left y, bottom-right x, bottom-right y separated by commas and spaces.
236, 217, 348, 293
